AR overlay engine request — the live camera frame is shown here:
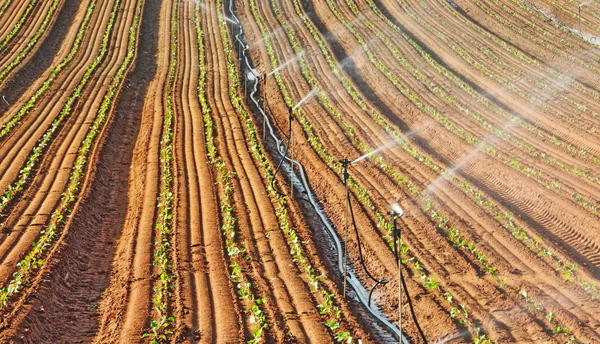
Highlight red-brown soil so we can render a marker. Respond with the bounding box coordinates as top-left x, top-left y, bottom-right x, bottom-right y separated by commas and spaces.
0, 0, 598, 343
